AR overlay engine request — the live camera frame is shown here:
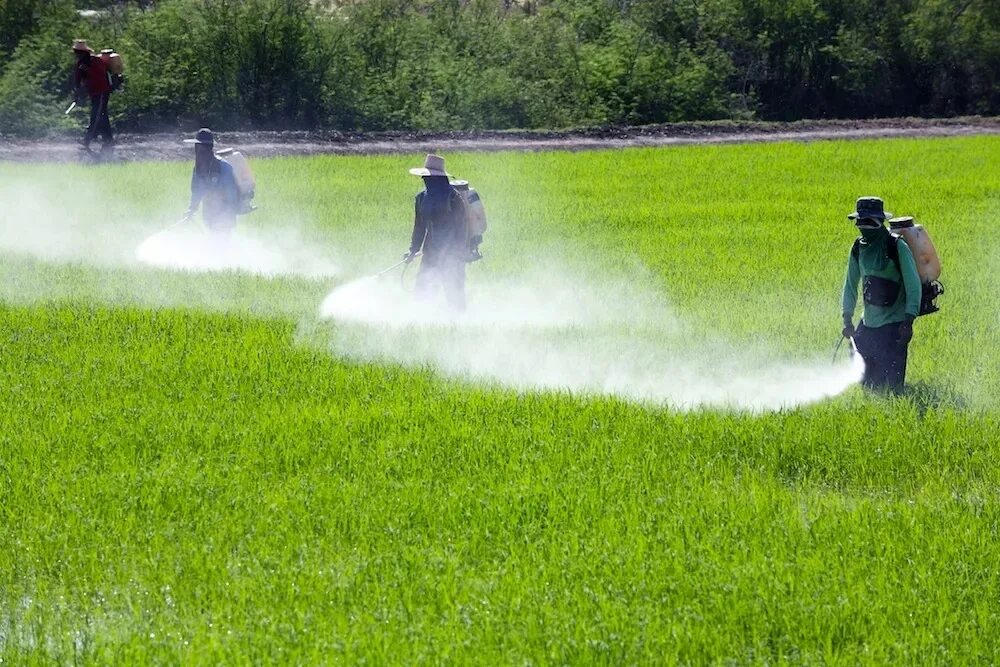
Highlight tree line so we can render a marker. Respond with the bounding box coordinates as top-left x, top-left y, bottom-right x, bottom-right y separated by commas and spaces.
0, 0, 996, 136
